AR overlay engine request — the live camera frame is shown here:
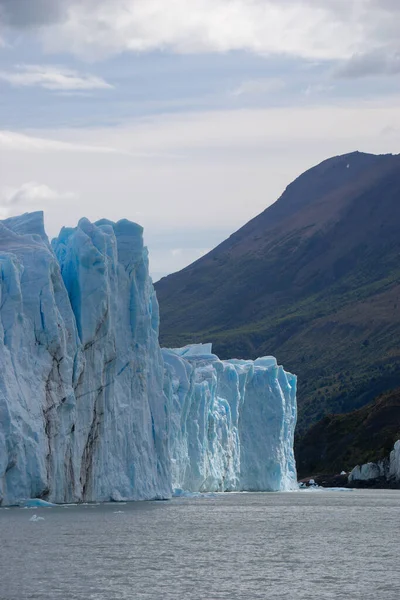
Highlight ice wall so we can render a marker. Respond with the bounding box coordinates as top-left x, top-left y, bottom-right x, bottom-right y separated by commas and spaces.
163, 346, 297, 493
348, 440, 400, 485
389, 440, 400, 481
0, 212, 297, 505
0, 213, 170, 505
